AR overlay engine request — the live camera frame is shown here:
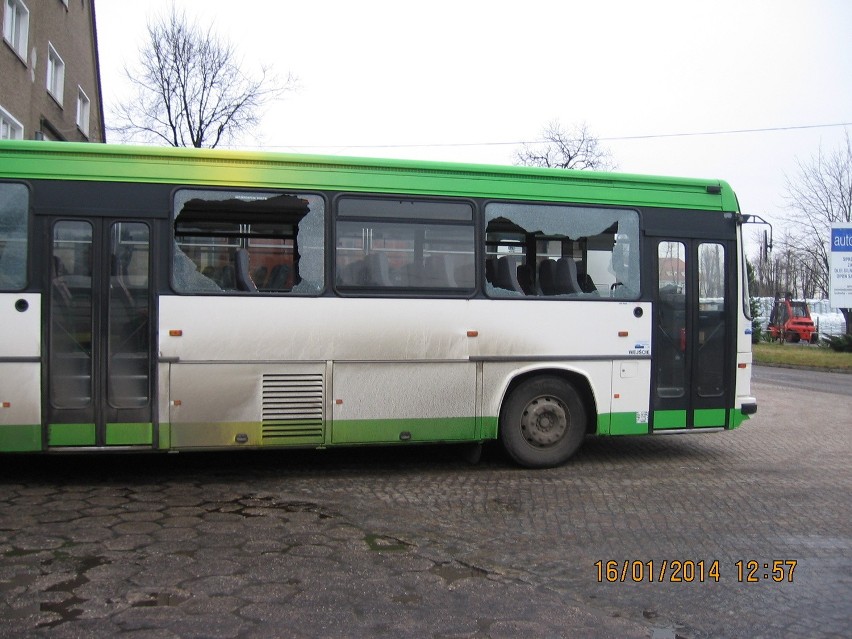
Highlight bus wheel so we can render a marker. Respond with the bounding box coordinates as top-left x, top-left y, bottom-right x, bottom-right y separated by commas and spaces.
500, 376, 586, 468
